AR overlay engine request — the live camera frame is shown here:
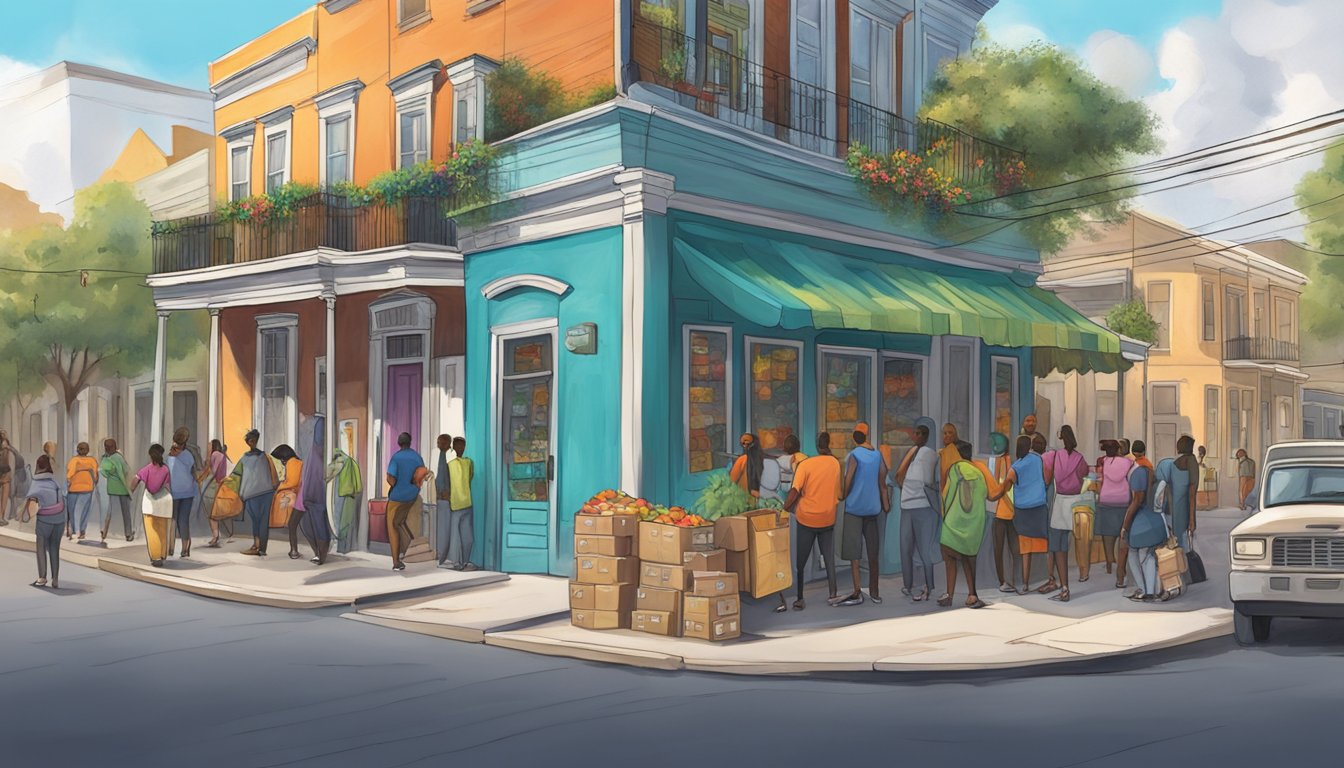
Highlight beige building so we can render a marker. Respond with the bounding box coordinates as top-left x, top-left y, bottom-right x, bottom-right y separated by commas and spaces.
1038, 211, 1307, 505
